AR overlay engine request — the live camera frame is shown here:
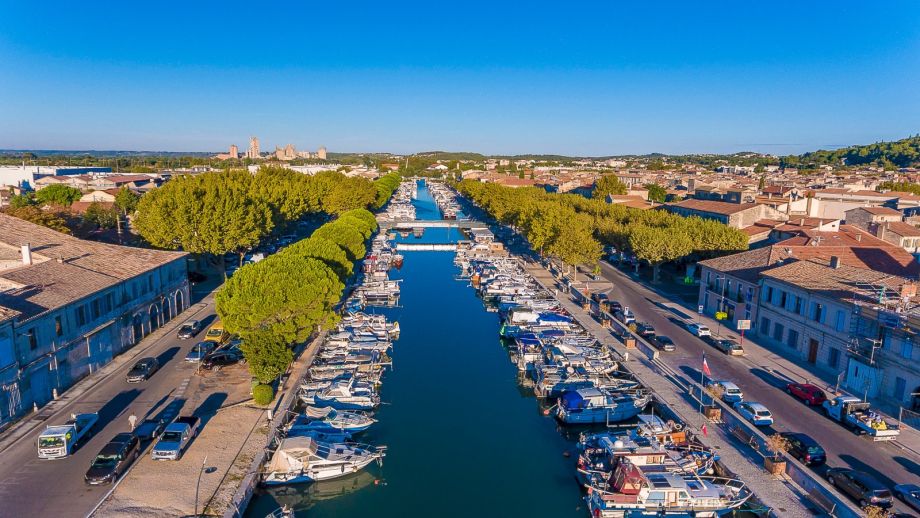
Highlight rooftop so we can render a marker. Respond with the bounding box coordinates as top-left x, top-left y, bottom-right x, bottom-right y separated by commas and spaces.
760, 259, 909, 301
0, 213, 187, 321
667, 199, 760, 215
